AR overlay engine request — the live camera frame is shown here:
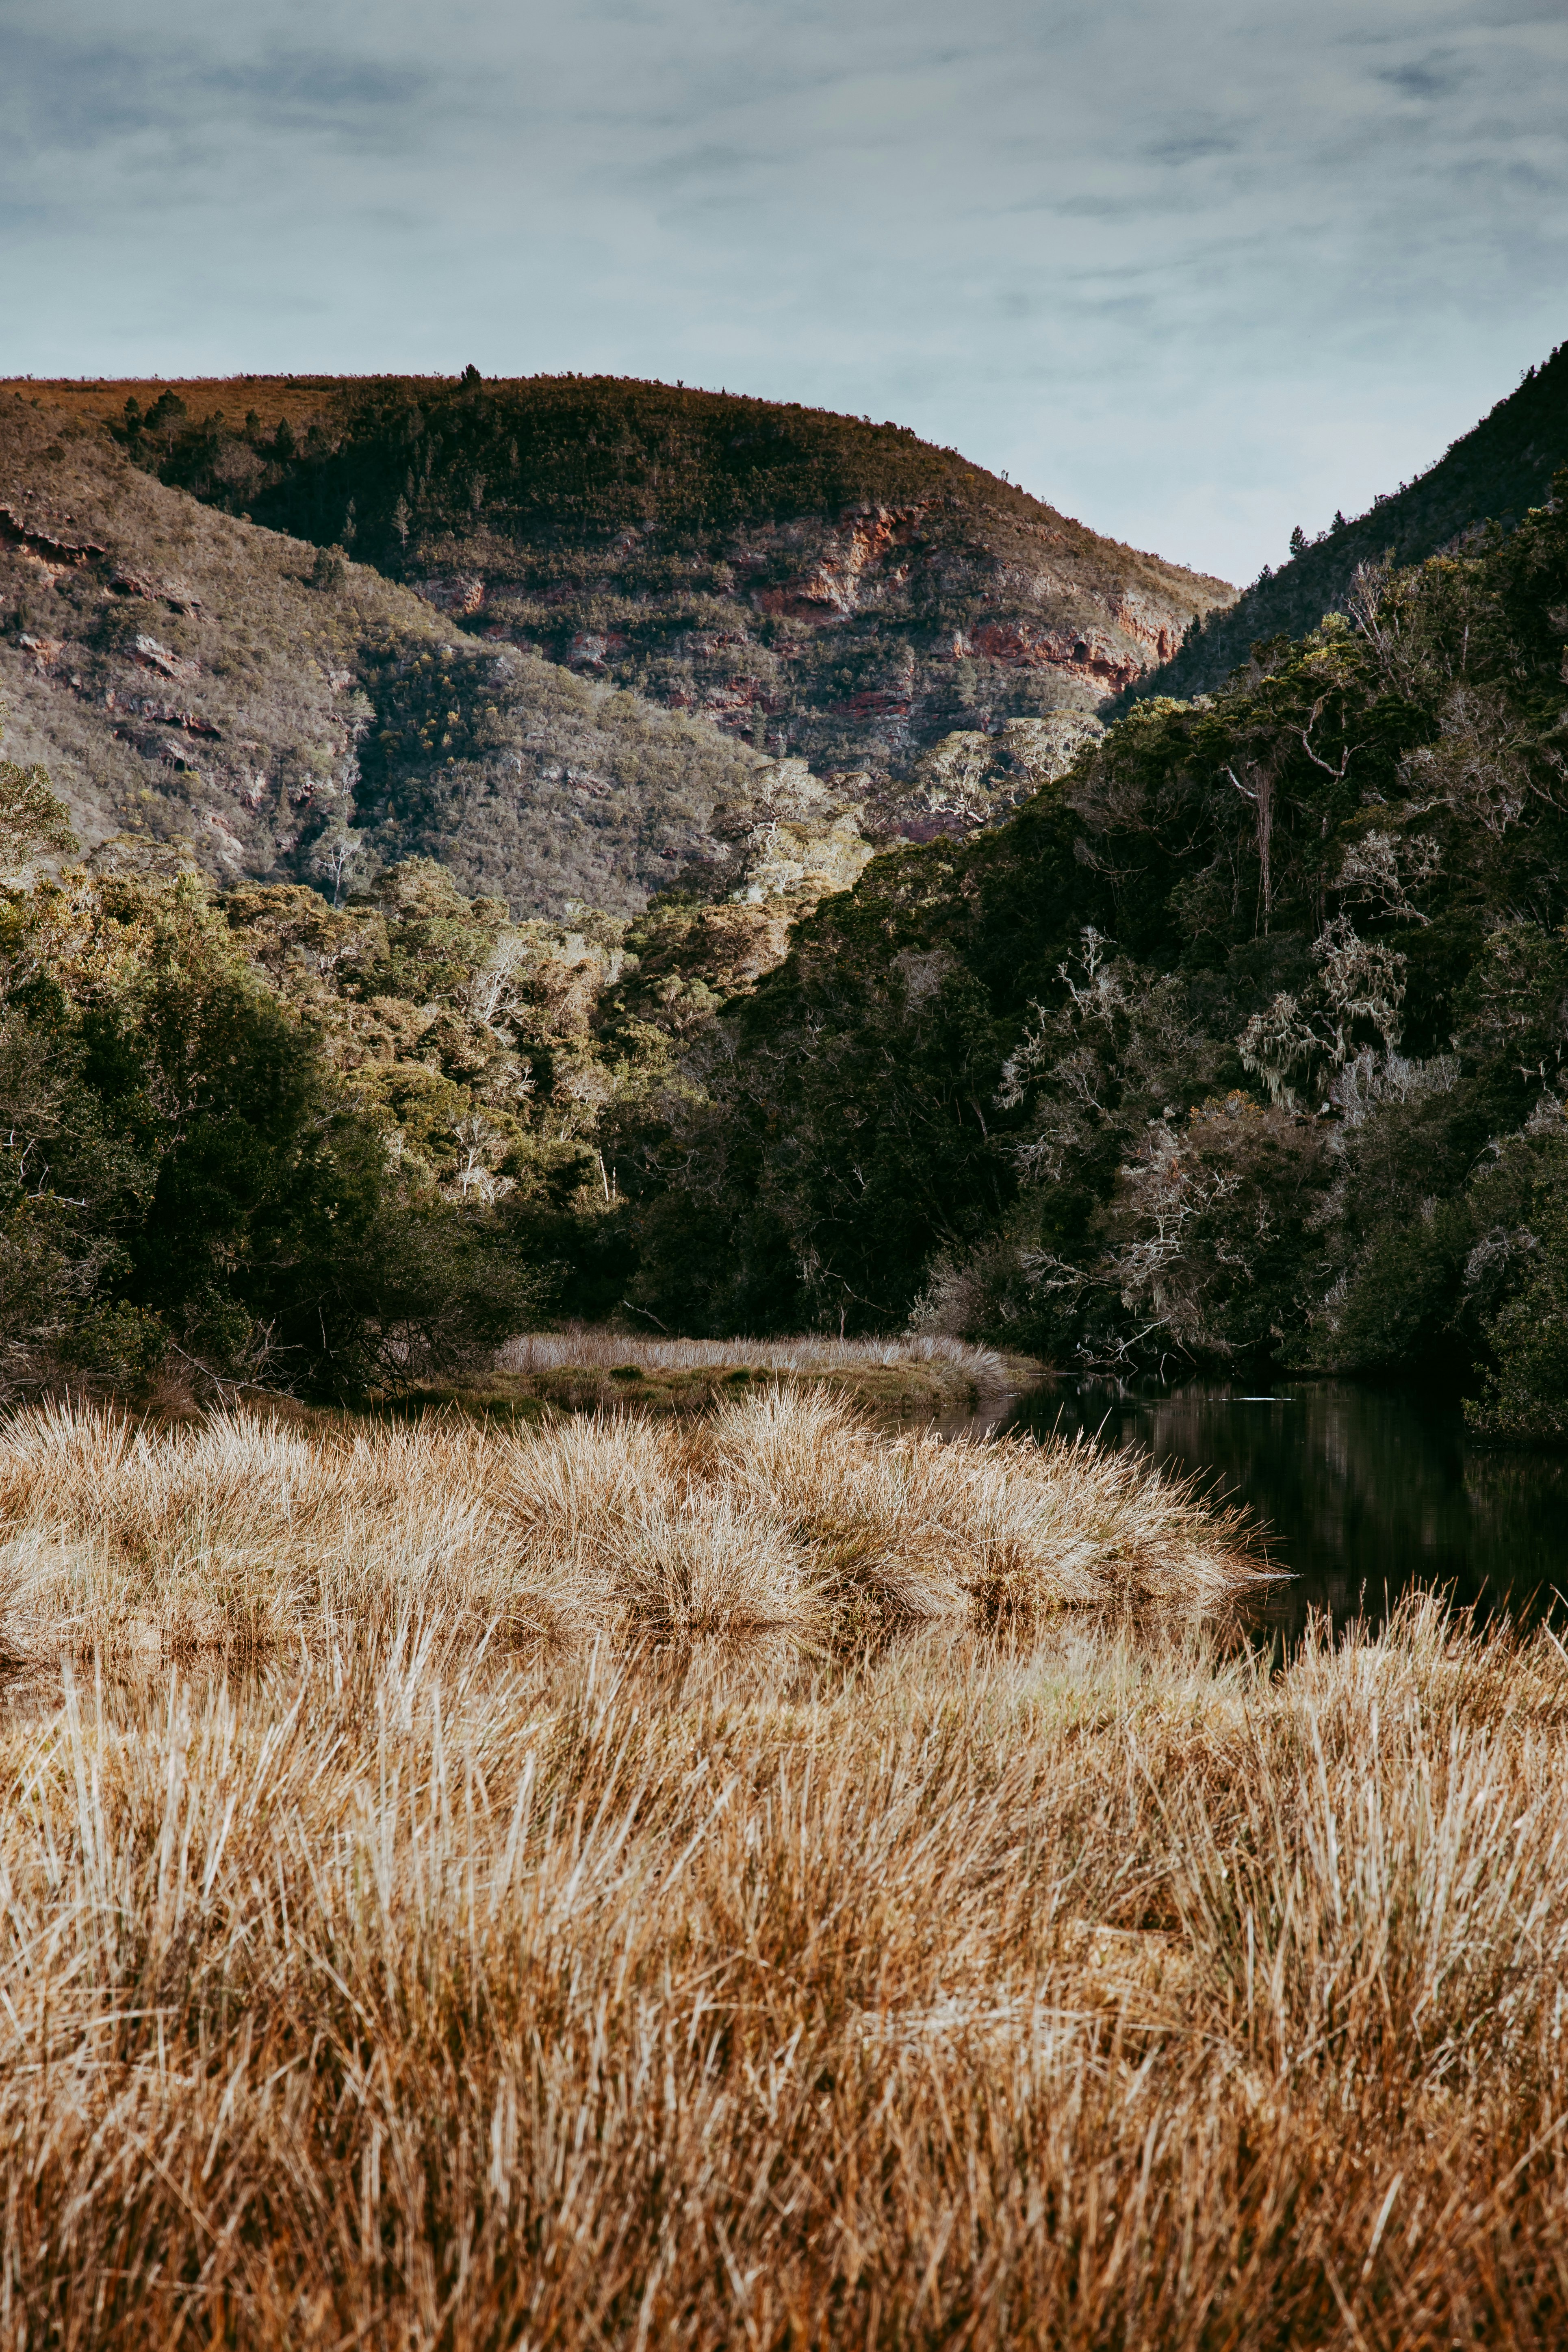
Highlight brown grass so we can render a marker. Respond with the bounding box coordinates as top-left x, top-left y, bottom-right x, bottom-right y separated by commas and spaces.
0, 375, 346, 435
497, 1328, 1028, 1379
0, 1385, 1238, 1661
2, 1394, 1565, 2345
472, 1329, 1044, 1435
